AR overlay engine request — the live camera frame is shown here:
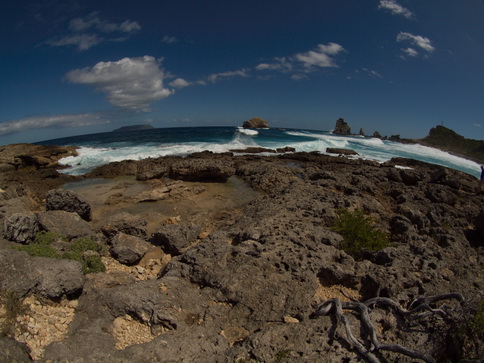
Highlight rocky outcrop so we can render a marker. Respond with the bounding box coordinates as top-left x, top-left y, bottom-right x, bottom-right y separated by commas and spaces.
0, 249, 85, 299
0, 149, 482, 362
242, 117, 269, 129
110, 233, 151, 265
46, 189, 92, 221
333, 117, 351, 135
326, 148, 358, 156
